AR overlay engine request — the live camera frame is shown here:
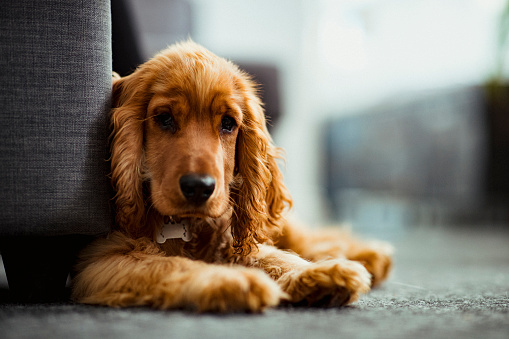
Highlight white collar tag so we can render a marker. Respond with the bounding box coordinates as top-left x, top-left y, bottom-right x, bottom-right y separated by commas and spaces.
156, 219, 192, 244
